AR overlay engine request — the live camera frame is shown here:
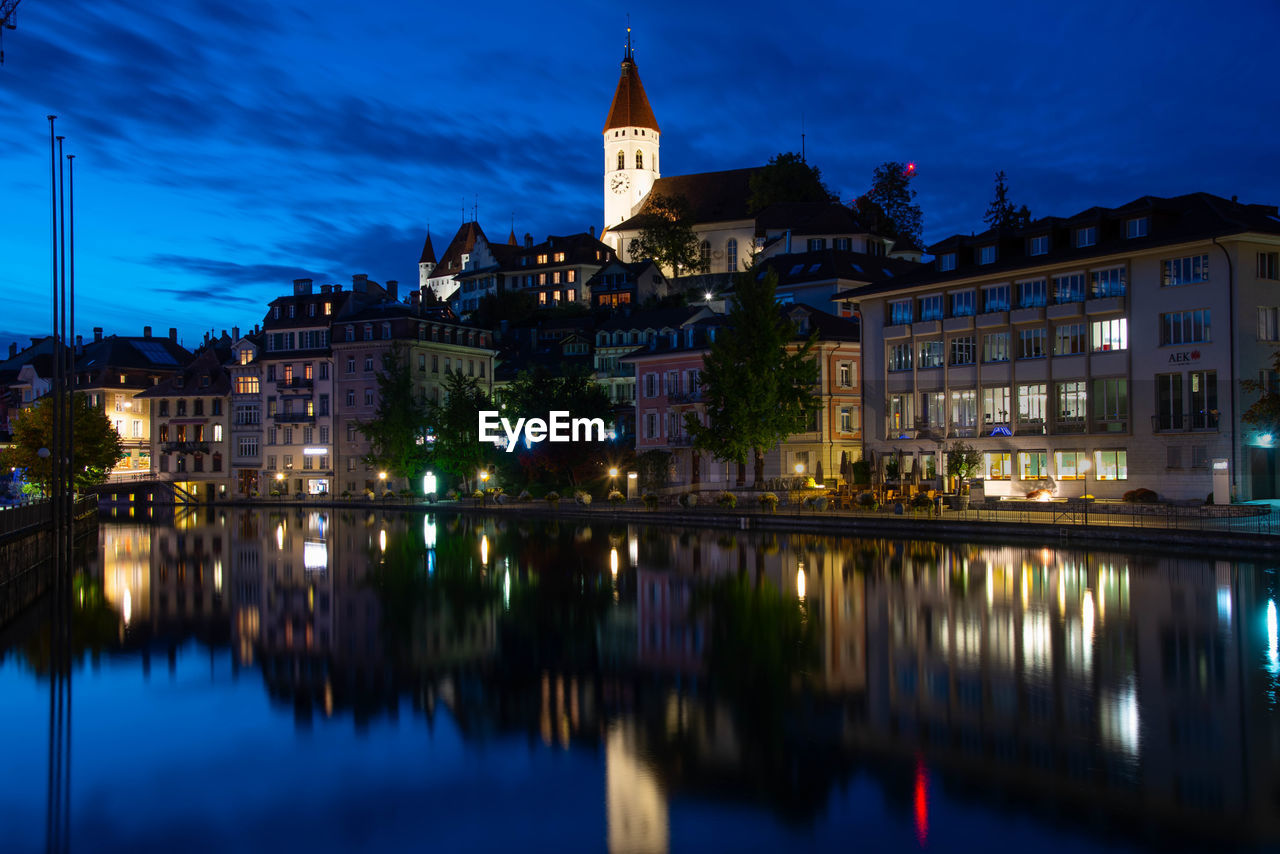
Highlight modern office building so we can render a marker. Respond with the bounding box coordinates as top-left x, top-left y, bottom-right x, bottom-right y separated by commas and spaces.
845, 192, 1280, 500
